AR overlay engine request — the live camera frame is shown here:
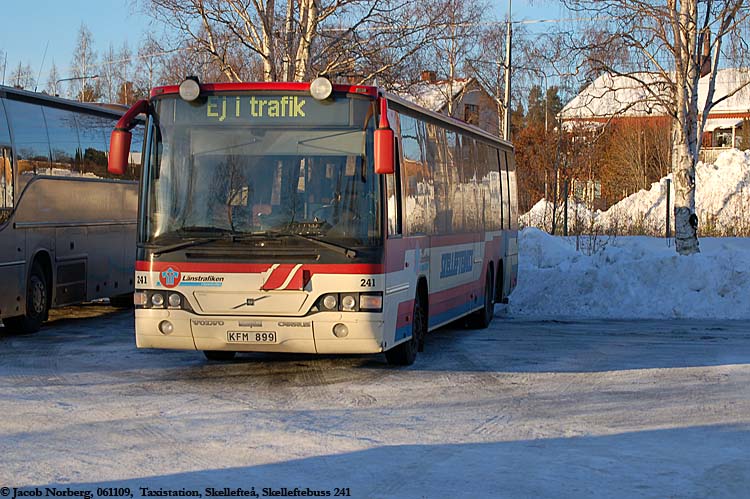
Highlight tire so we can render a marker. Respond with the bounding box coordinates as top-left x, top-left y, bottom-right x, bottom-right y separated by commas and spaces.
385, 292, 425, 366
109, 293, 134, 308
203, 350, 237, 361
4, 263, 49, 334
469, 270, 494, 329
